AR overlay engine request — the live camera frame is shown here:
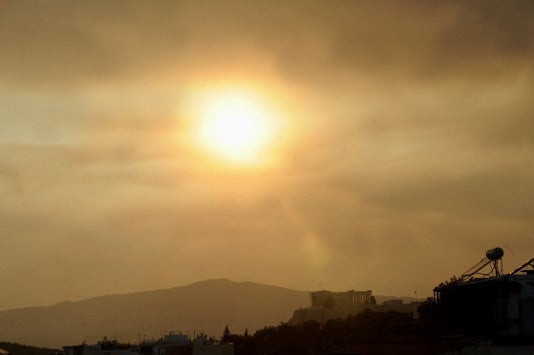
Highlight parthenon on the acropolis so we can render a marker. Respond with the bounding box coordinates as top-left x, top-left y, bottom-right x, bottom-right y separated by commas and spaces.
289, 289, 375, 325
311, 290, 373, 308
